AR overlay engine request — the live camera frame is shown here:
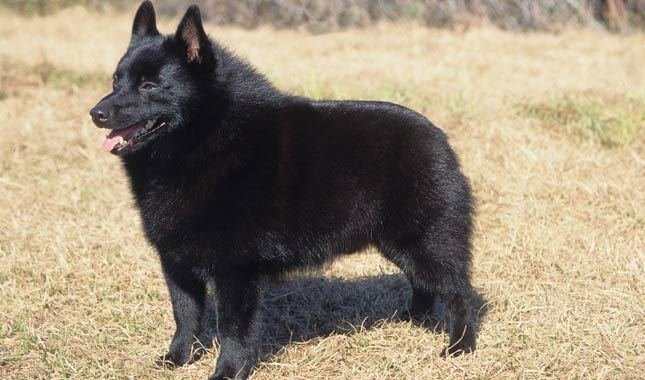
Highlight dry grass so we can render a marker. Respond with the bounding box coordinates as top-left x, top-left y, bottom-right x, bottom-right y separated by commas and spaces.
1, 6, 644, 380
